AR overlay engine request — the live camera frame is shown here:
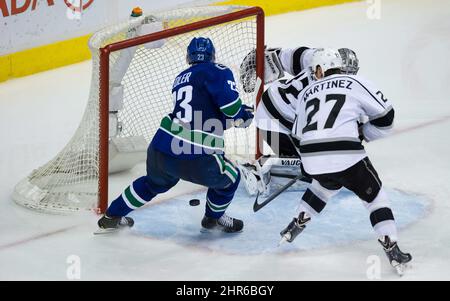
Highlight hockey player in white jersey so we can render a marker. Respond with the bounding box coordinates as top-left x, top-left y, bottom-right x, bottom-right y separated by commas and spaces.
256, 47, 359, 159
280, 48, 411, 274
238, 46, 359, 195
